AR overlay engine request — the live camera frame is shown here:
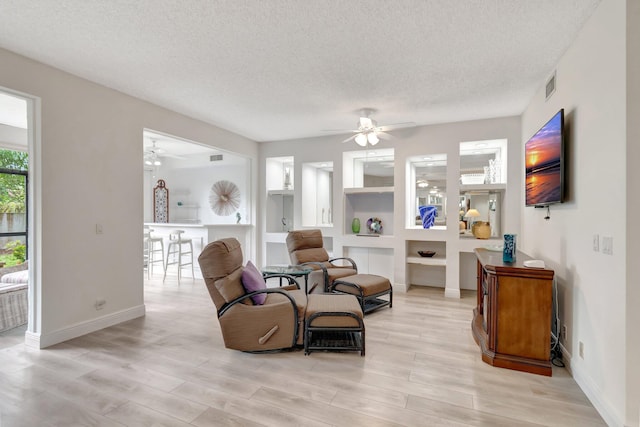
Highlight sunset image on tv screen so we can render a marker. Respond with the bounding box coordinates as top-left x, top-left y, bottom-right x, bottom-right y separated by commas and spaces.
525, 111, 562, 206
